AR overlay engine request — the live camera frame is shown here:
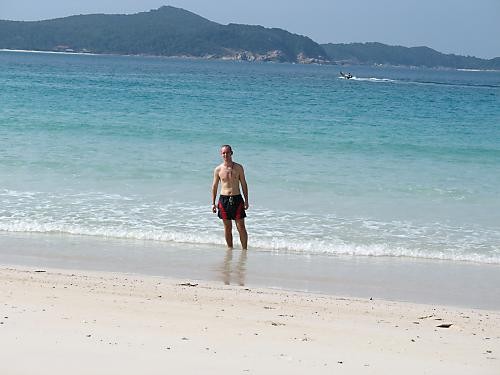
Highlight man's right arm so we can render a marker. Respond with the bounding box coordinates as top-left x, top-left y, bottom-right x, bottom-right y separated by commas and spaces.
211, 168, 220, 212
